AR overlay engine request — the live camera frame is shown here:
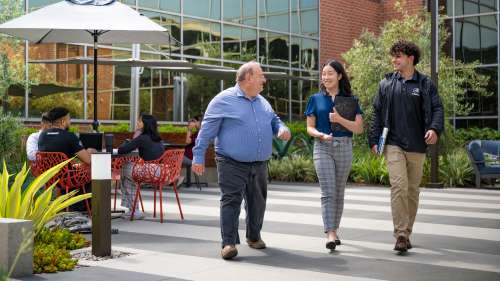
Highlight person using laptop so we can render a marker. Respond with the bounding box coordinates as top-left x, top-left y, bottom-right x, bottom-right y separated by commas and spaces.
38, 107, 95, 164
38, 107, 95, 213
117, 114, 165, 219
